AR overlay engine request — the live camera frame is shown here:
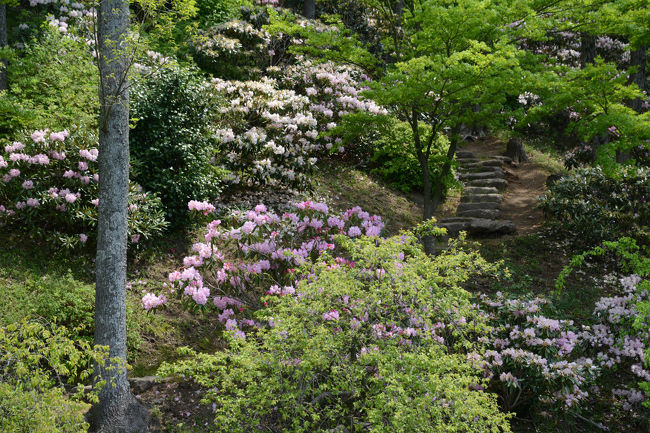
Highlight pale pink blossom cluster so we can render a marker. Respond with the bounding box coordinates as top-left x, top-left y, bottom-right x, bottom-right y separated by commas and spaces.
1, 128, 160, 247
144, 201, 384, 339
476, 273, 649, 415
142, 293, 167, 311
188, 200, 216, 214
